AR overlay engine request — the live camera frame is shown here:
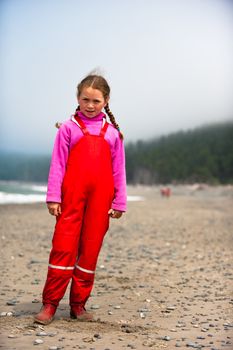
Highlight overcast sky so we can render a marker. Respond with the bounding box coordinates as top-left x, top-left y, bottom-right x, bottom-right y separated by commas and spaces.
1, 0, 233, 154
